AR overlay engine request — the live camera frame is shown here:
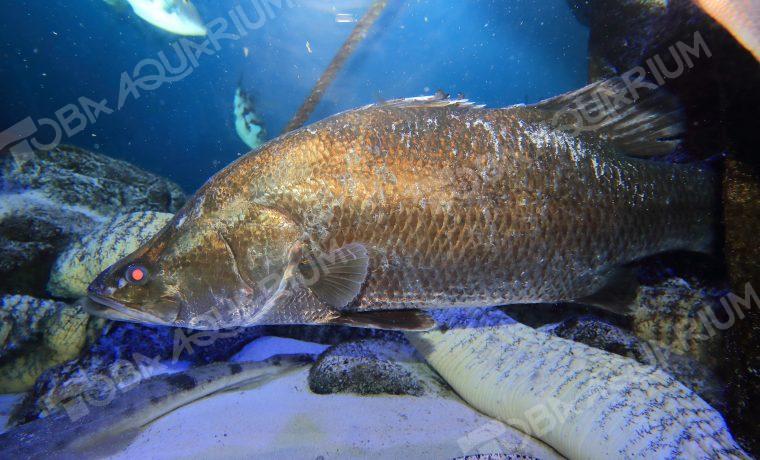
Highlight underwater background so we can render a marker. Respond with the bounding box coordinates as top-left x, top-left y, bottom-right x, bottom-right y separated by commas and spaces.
1, 0, 759, 458
0, 0, 588, 191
